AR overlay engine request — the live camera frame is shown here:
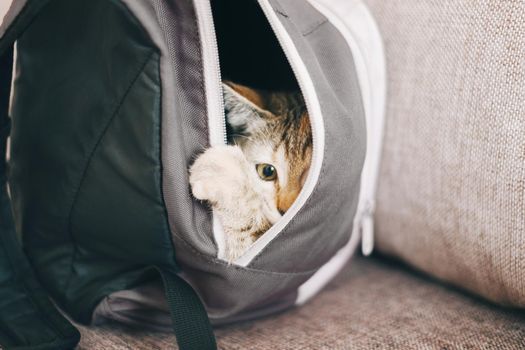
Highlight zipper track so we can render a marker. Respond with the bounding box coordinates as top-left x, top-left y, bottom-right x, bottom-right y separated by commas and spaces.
296, 0, 387, 304
194, 0, 227, 146
307, 0, 387, 256
234, 0, 326, 266
194, 0, 228, 259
